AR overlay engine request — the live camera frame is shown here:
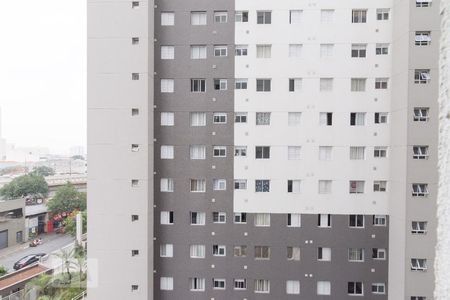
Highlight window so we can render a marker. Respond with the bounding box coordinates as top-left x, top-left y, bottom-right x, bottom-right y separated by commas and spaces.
255, 180, 270, 192
412, 221, 427, 234
257, 11, 271, 24
131, 108, 139, 116
348, 248, 364, 262
160, 244, 173, 257
255, 246, 270, 260
213, 279, 226, 290
235, 45, 248, 56
352, 9, 367, 23
131, 285, 139, 291
161, 112, 174, 126
287, 247, 301, 261
375, 112, 389, 124
376, 8, 390, 20
131, 179, 139, 187
255, 146, 270, 159
412, 183, 429, 196
320, 78, 333, 91
131, 215, 139, 222
160, 211, 174, 225
375, 78, 389, 89
214, 45, 228, 57
317, 281, 331, 295
287, 180, 301, 193
160, 145, 174, 159
160, 178, 174, 192
161, 46, 174, 60
235, 11, 249, 22
160, 79, 174, 93
254, 213, 270, 226
255, 279, 270, 293
288, 112, 301, 126
235, 112, 247, 123
287, 213, 301, 227
416, 0, 432, 7
256, 45, 271, 58
372, 248, 386, 260
351, 44, 367, 57
414, 107, 430, 121
161, 12, 175, 26
256, 112, 271, 125
376, 43, 389, 55
190, 145, 206, 160
256, 79, 271, 91
411, 297, 427, 300
349, 215, 365, 228
213, 112, 227, 124
190, 212, 206, 225
372, 283, 386, 294
234, 279, 247, 290
213, 179, 227, 191
289, 10, 302, 24
320, 112, 333, 126
348, 282, 364, 295
288, 146, 301, 160
413, 145, 429, 159
214, 79, 227, 90
234, 245, 247, 257
190, 45, 207, 59
213, 245, 226, 256
189, 278, 205, 291
235, 79, 248, 90
131, 2, 139, 9
319, 180, 332, 194
415, 31, 431, 46
350, 112, 366, 126
213, 212, 226, 223
318, 214, 332, 227
131, 73, 140, 80
190, 112, 206, 126
373, 215, 387, 226
351, 78, 366, 91
286, 280, 300, 294
374, 181, 387, 192
160, 277, 173, 290
415, 69, 431, 84
191, 79, 206, 92
320, 44, 334, 57
234, 179, 247, 190
234, 213, 247, 224
234, 146, 247, 157
289, 78, 302, 92
319, 146, 332, 160
190, 179, 206, 192
190, 245, 206, 258
411, 258, 427, 271
350, 146, 365, 160
214, 11, 227, 23
374, 146, 388, 158
131, 144, 140, 152
349, 181, 365, 194
191, 12, 207, 25
289, 44, 302, 57
321, 9, 334, 23
318, 248, 331, 261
